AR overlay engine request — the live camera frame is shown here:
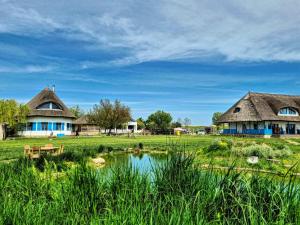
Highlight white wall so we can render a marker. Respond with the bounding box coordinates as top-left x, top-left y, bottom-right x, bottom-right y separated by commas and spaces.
18, 117, 73, 137
0, 124, 4, 140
